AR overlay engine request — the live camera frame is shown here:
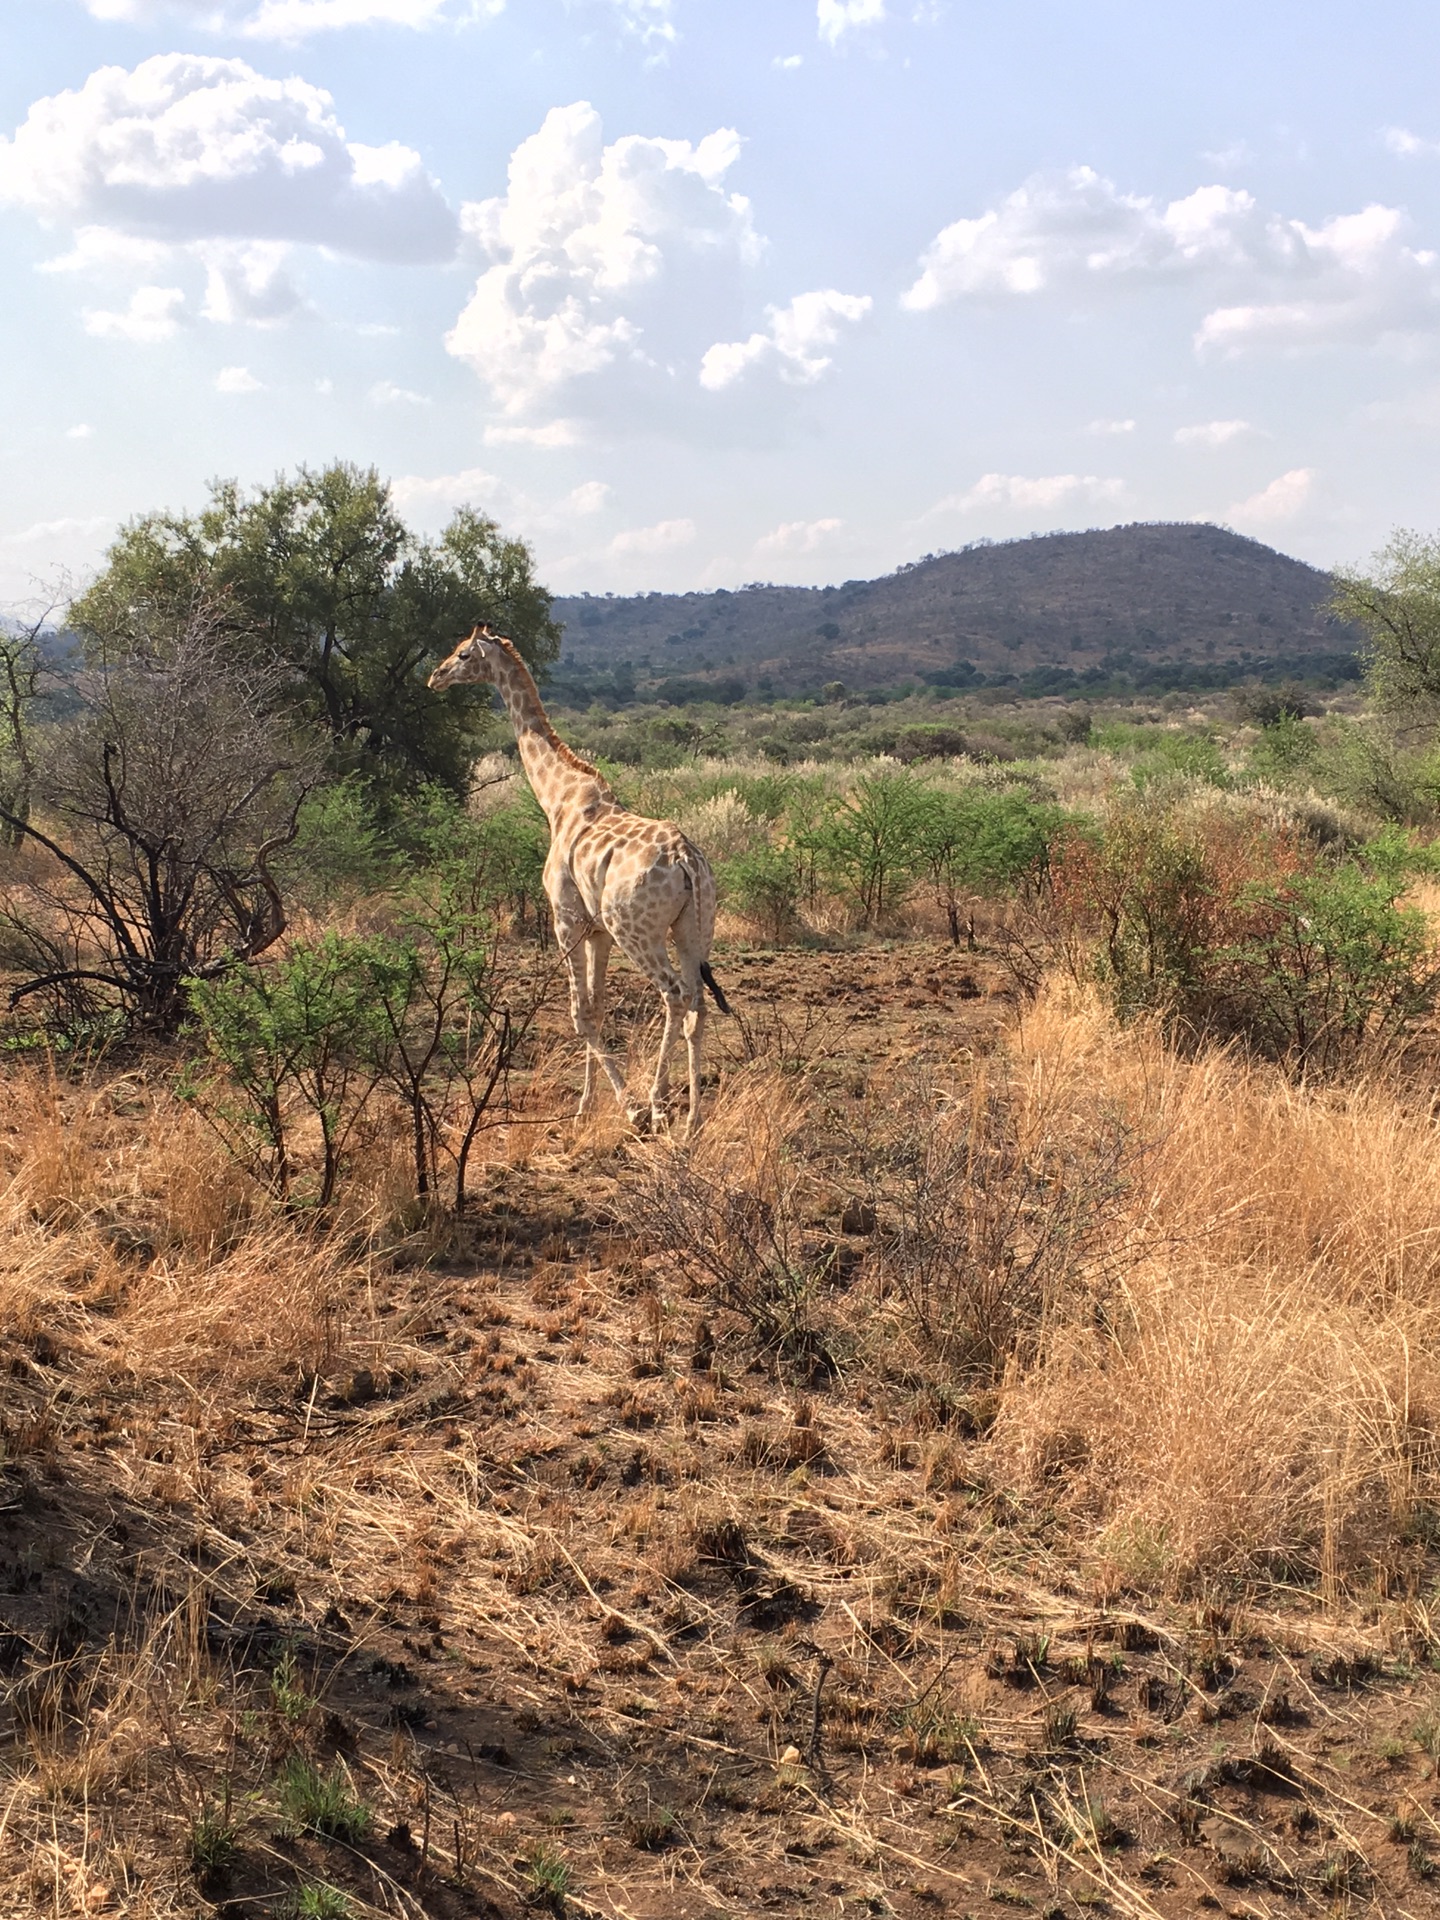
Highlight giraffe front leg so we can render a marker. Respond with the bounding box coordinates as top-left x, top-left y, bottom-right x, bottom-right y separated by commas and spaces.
556, 916, 613, 1122
578, 1046, 598, 1117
